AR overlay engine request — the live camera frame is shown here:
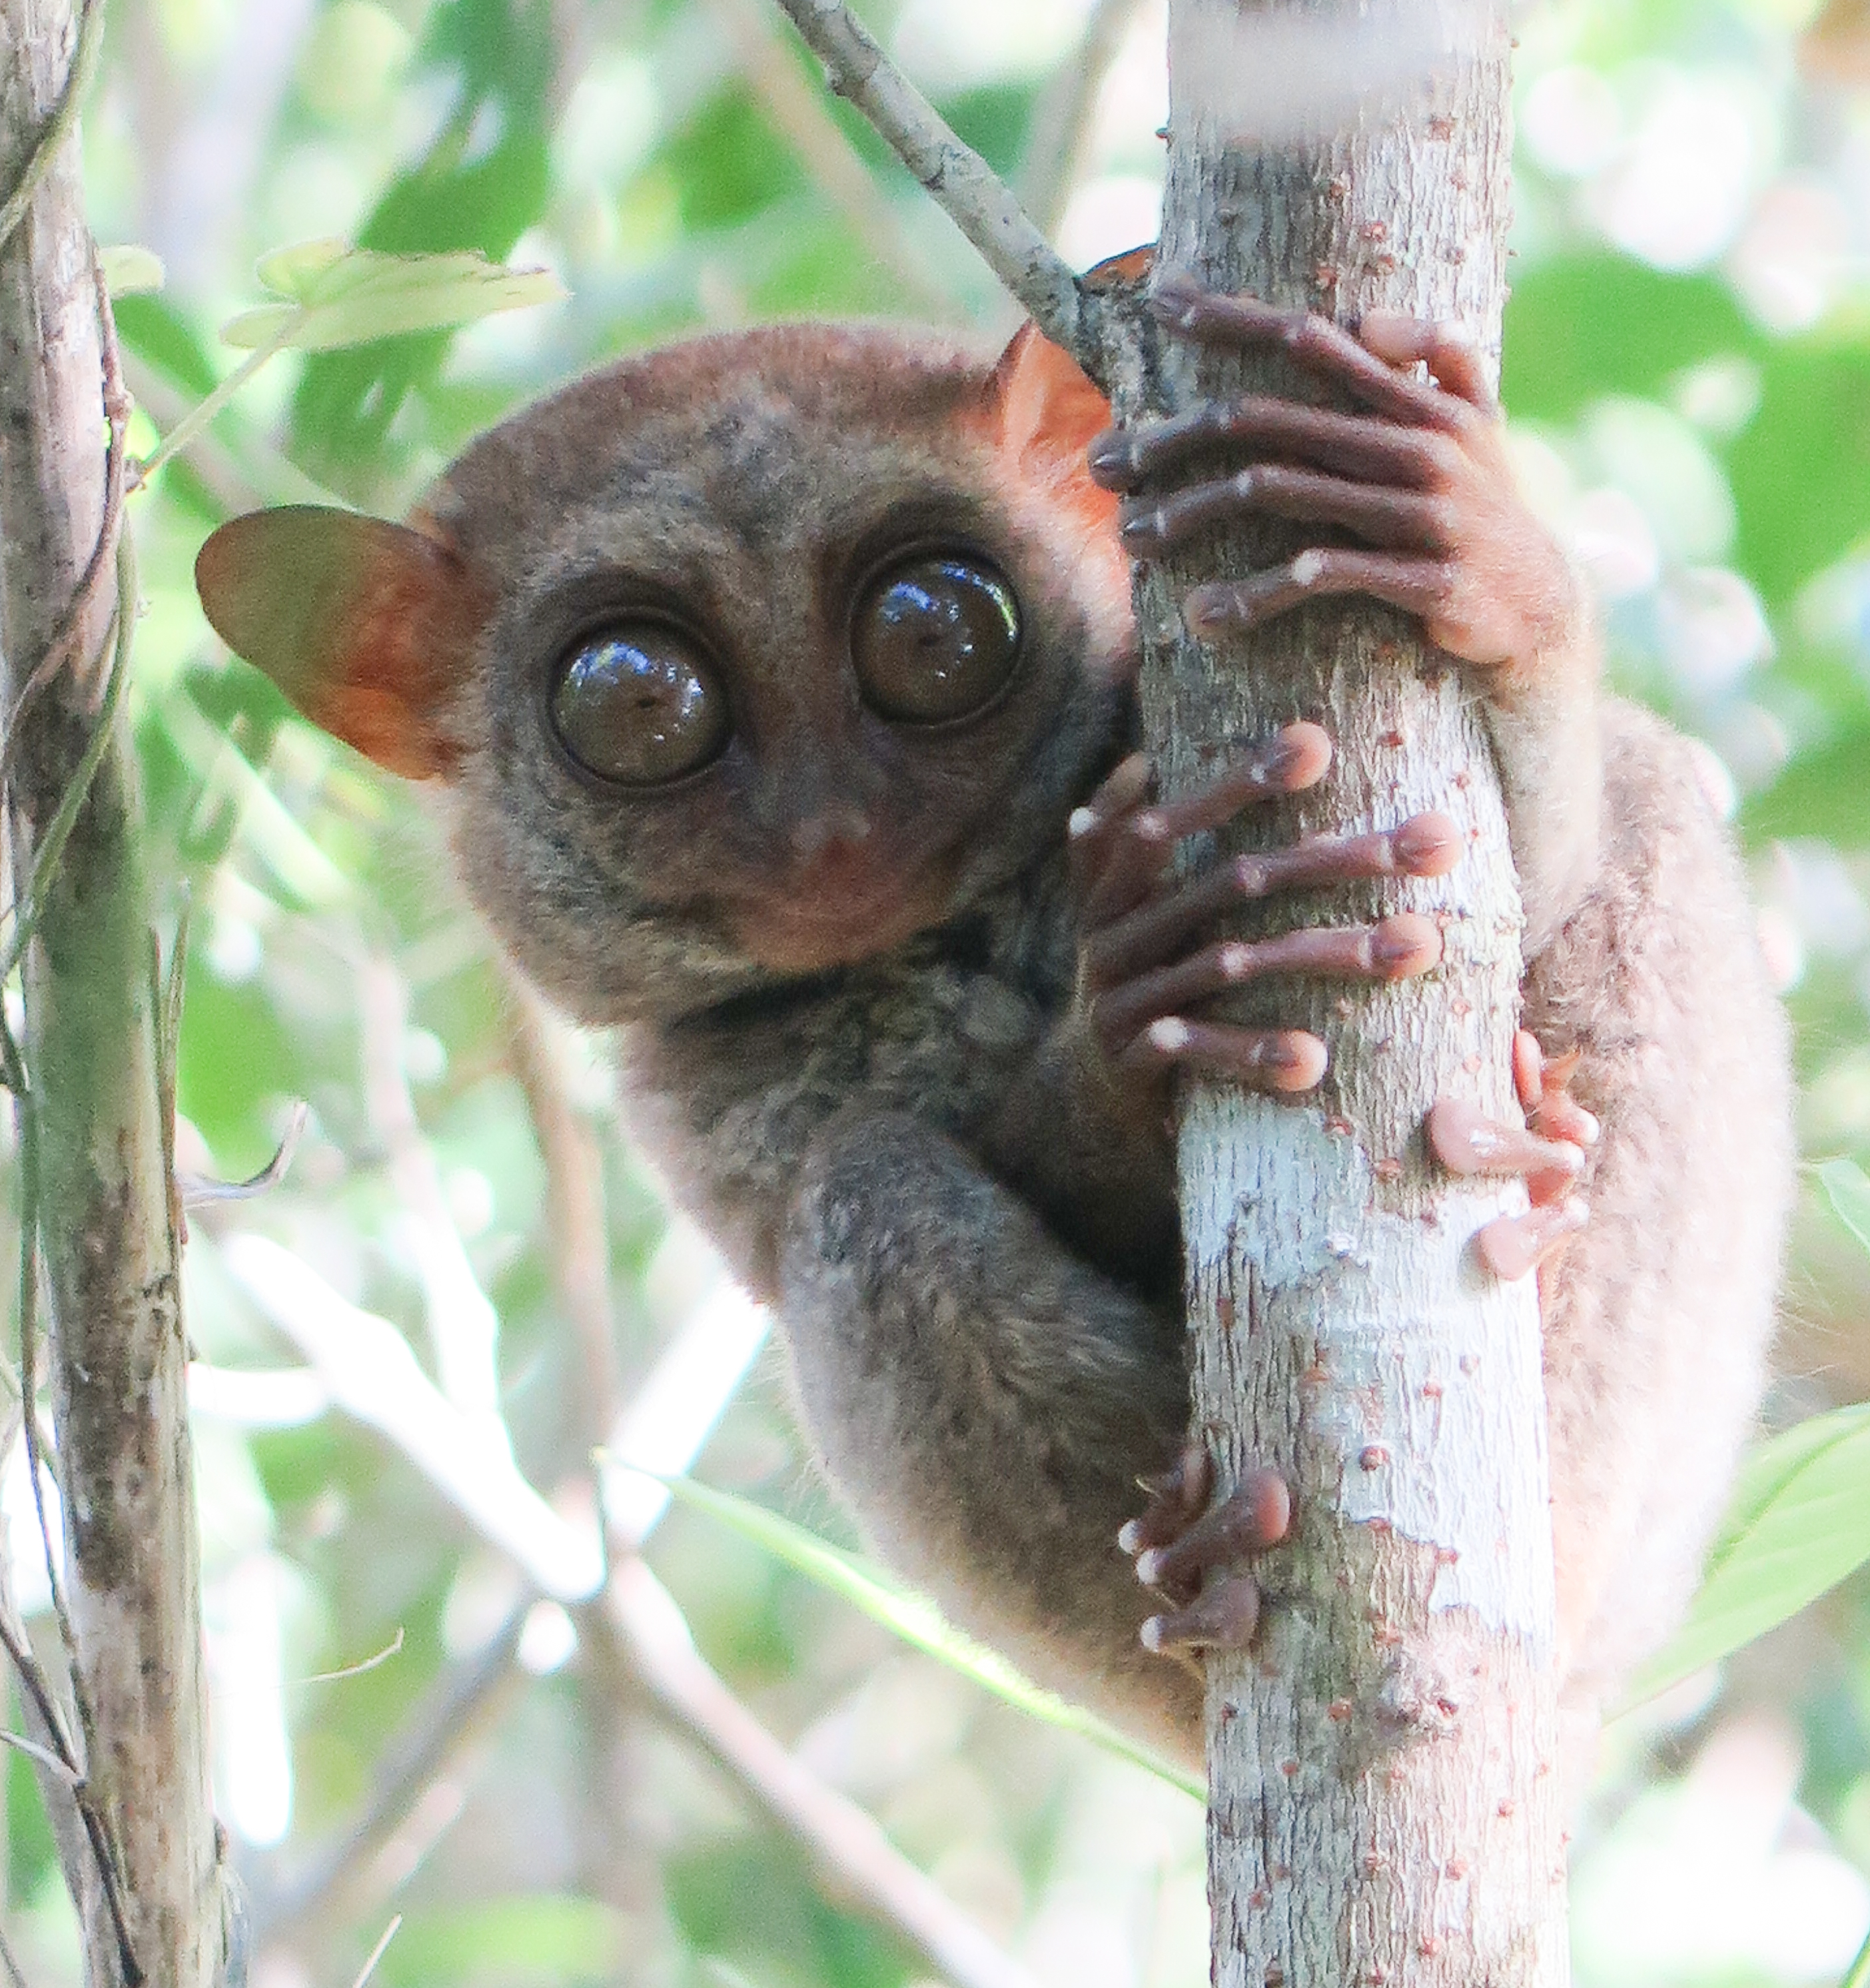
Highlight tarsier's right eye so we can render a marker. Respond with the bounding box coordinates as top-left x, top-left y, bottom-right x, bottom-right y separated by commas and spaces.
550, 624, 729, 785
